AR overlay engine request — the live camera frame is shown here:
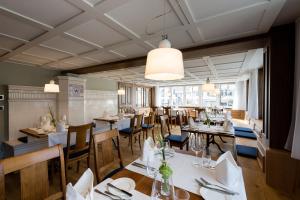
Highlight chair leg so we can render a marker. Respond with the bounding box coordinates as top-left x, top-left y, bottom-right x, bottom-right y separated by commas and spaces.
186, 142, 189, 151
138, 134, 142, 150
87, 156, 90, 168
152, 128, 155, 142
130, 135, 133, 155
